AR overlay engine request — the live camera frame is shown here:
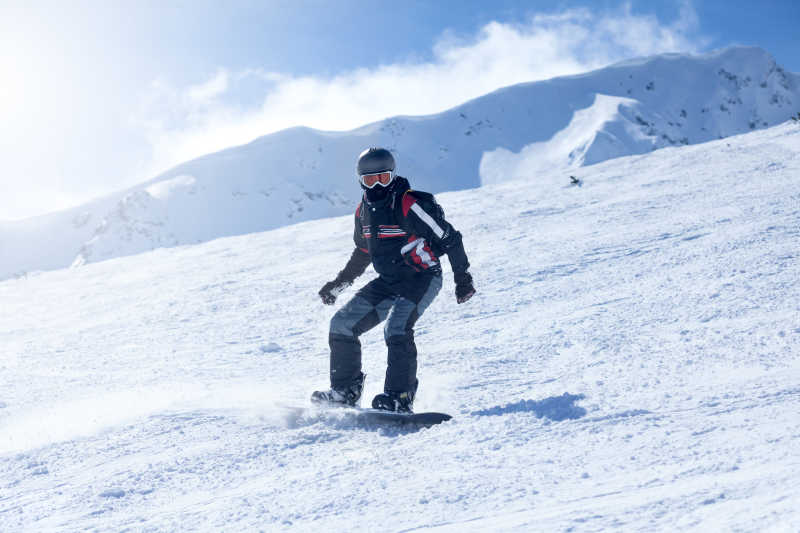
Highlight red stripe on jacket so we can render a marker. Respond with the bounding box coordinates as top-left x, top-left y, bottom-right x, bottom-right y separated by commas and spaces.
401, 191, 417, 217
